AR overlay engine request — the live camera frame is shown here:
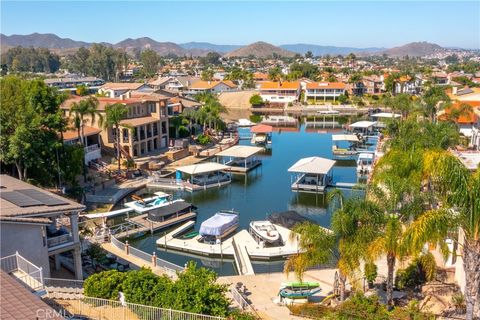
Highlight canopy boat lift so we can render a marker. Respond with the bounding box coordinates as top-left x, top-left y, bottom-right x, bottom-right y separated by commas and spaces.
176, 162, 232, 192
348, 121, 377, 137
357, 152, 375, 176
331, 134, 360, 157
217, 145, 263, 173
288, 157, 336, 193
370, 112, 401, 129
250, 124, 273, 146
